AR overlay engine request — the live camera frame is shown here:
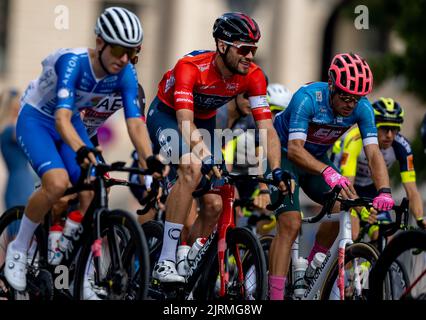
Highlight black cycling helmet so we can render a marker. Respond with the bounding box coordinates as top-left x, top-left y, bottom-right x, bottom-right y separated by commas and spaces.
213, 12, 261, 43
372, 97, 404, 128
